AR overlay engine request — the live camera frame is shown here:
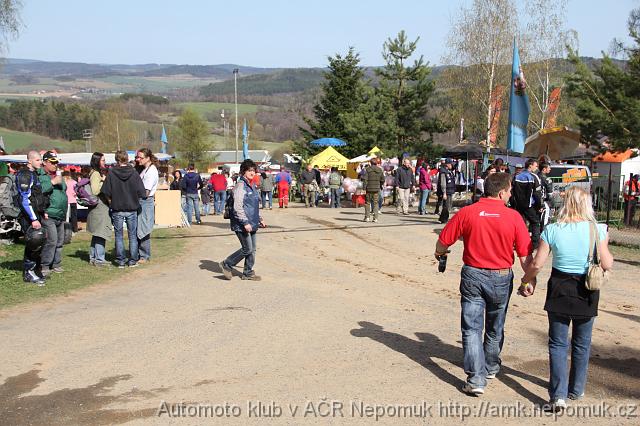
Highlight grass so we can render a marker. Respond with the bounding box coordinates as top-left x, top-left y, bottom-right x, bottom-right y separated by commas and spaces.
0, 227, 187, 309
0, 127, 85, 153
176, 101, 274, 116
